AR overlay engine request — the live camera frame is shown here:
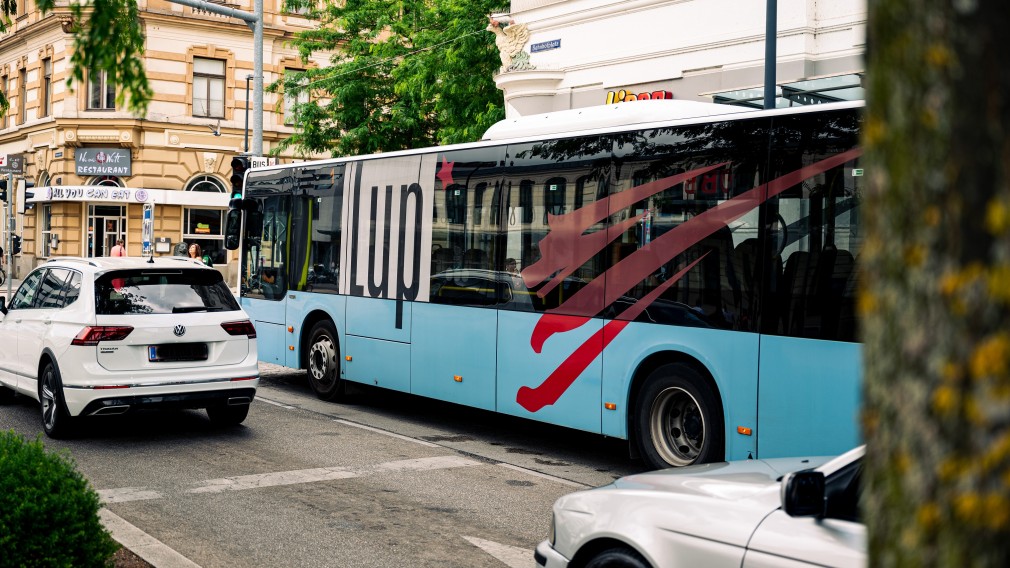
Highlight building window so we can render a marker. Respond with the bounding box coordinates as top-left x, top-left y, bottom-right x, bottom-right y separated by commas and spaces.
17, 68, 26, 124
39, 204, 53, 259
41, 58, 52, 118
88, 69, 116, 110
89, 176, 124, 187
184, 176, 227, 264
283, 69, 309, 125
193, 58, 225, 118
